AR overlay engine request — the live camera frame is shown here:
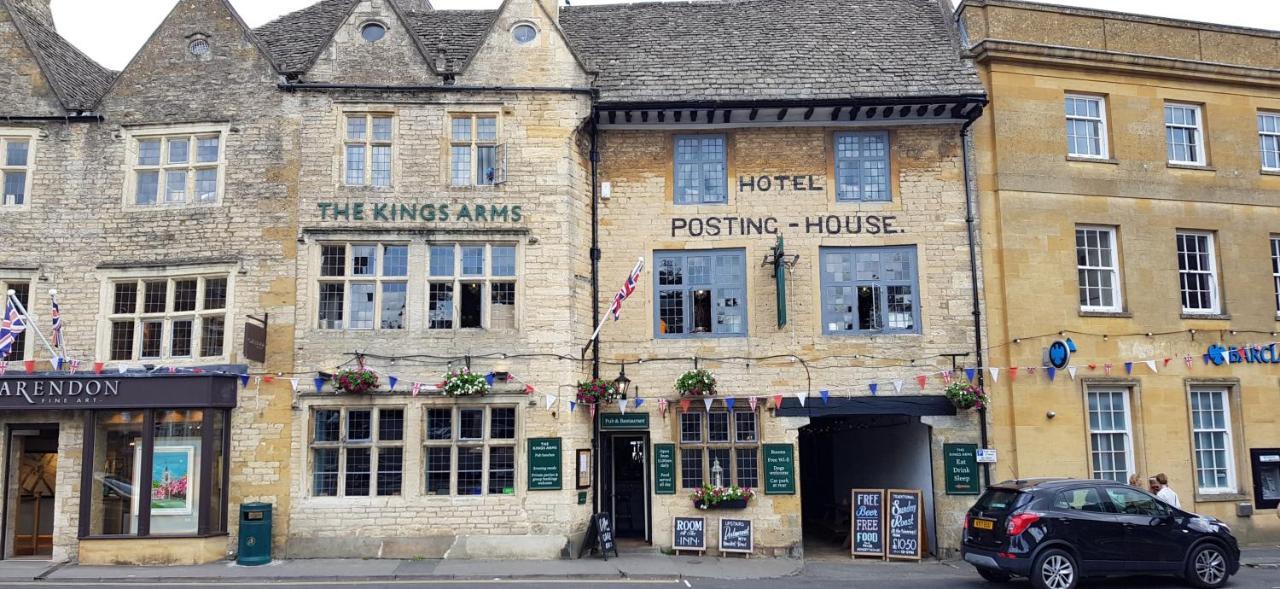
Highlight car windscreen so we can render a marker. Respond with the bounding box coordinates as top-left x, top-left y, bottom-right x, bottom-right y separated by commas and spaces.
974, 488, 1024, 513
